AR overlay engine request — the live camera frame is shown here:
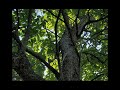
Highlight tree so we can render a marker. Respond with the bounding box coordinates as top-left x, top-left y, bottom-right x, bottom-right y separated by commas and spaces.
12, 9, 108, 81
